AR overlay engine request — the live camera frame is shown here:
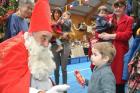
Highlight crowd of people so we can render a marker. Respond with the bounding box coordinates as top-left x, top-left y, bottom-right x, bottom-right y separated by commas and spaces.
0, 0, 140, 93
